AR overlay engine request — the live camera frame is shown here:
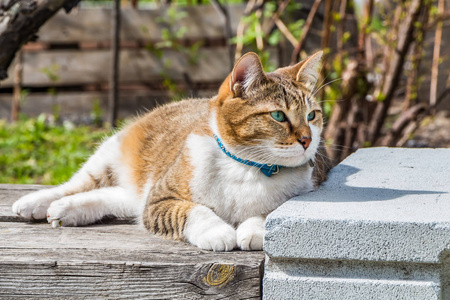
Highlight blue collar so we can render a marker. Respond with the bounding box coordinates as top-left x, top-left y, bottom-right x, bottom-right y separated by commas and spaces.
213, 134, 284, 177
